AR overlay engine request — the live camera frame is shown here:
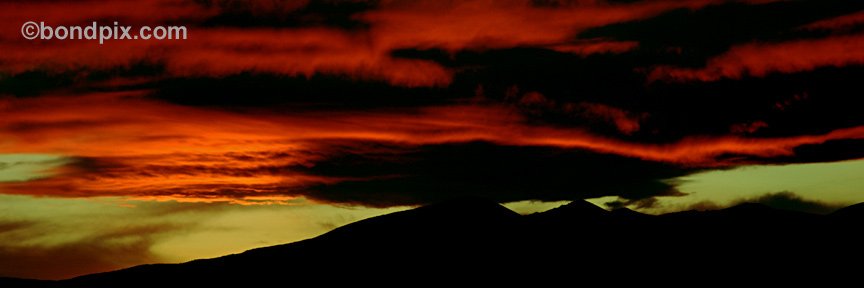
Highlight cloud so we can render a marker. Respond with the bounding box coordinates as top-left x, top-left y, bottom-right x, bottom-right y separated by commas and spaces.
733, 191, 846, 214
0, 0, 863, 208
0, 27, 453, 87
358, 0, 720, 52
0, 0, 441, 86
570, 102, 646, 135
603, 197, 661, 210
546, 39, 639, 56
501, 90, 646, 135
0, 197, 234, 280
677, 200, 724, 212
0, 220, 34, 235
669, 191, 847, 214
197, 0, 374, 28
730, 121, 769, 134
1, 92, 864, 205
0, 0, 772, 87
801, 10, 864, 32
0, 223, 180, 280
291, 141, 690, 207
649, 34, 864, 82
0, 154, 69, 182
